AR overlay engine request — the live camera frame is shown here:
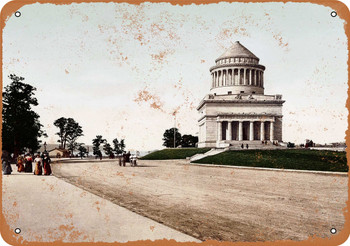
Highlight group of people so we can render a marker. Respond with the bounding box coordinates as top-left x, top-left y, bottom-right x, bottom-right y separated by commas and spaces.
241, 144, 249, 149
118, 152, 137, 167
2, 151, 52, 176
